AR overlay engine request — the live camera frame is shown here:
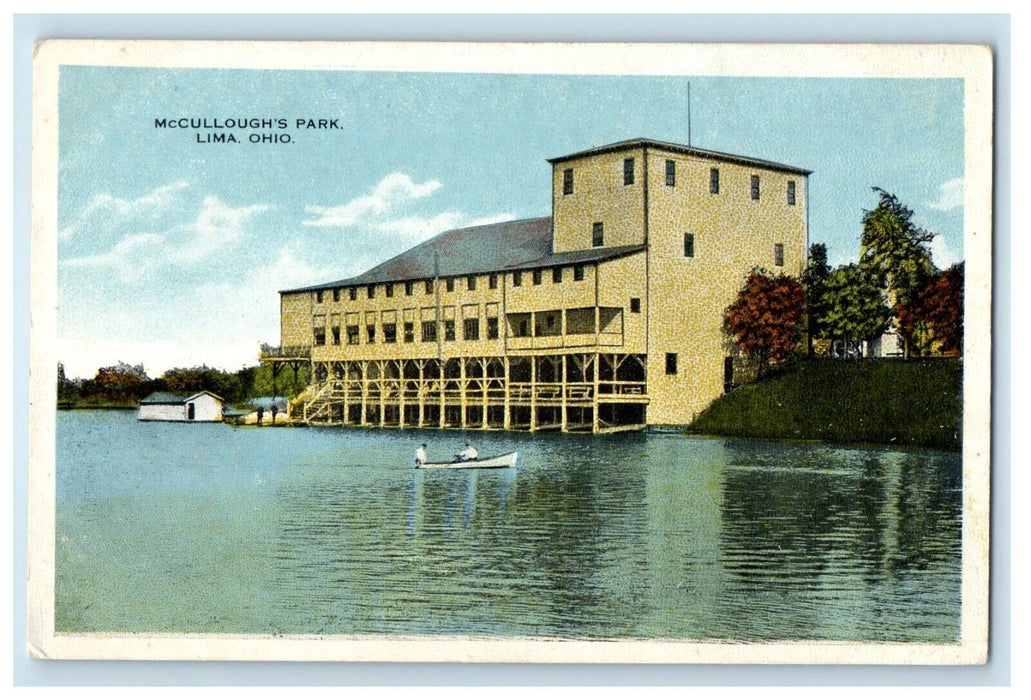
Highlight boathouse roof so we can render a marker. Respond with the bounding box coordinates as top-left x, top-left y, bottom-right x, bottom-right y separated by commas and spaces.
139, 390, 224, 405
